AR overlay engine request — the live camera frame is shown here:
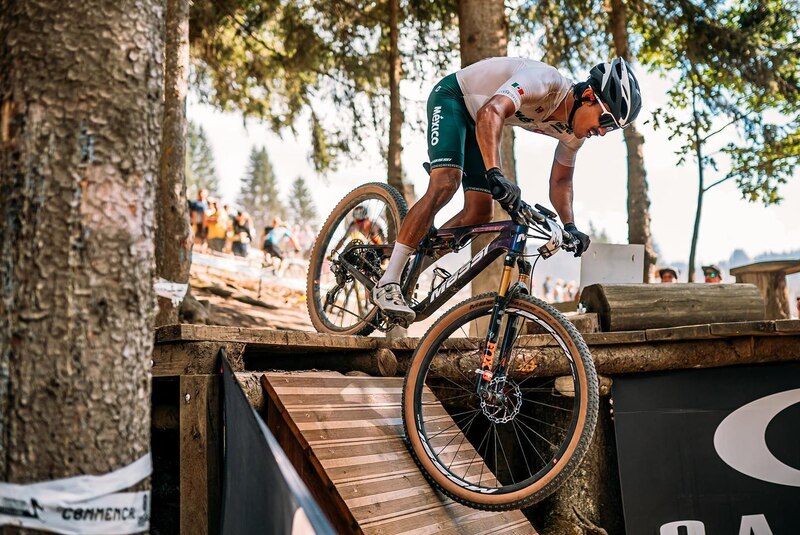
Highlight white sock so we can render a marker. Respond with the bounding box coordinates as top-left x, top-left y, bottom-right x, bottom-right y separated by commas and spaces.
378, 242, 415, 286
